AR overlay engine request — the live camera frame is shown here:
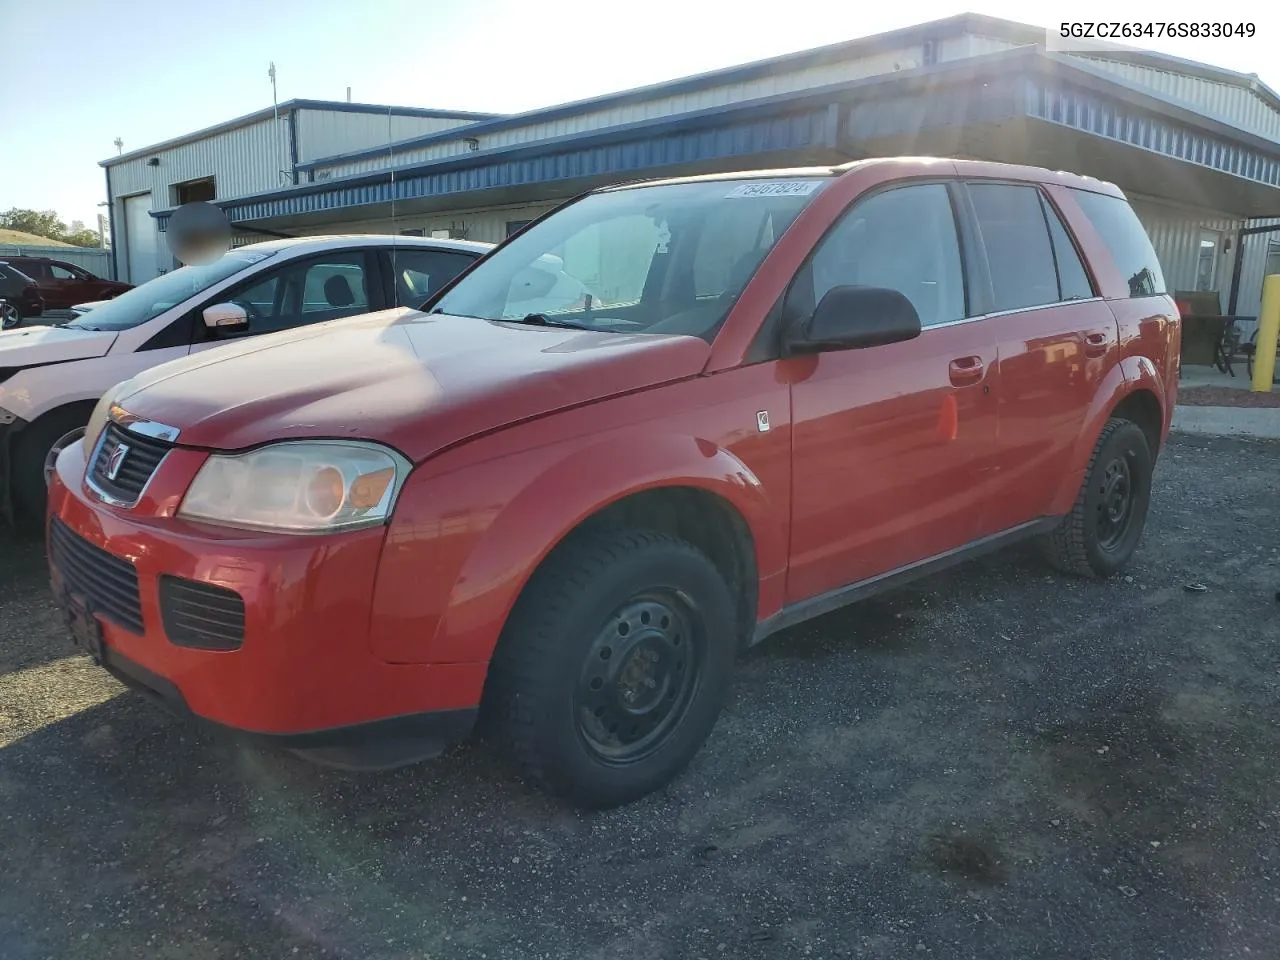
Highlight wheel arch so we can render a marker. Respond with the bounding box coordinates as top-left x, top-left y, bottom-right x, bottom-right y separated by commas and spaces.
1048, 358, 1168, 516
